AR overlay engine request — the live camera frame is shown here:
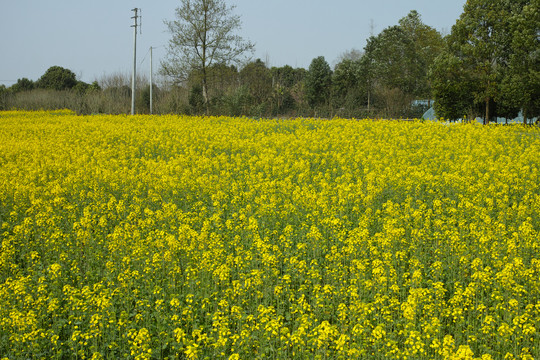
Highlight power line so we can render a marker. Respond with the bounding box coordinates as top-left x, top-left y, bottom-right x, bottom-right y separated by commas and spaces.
139, 47, 151, 67
139, 45, 165, 67
131, 7, 141, 115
